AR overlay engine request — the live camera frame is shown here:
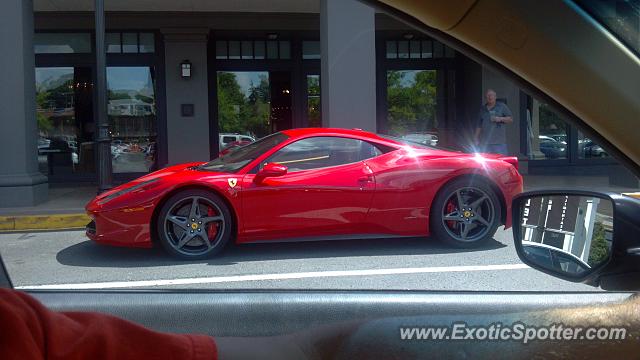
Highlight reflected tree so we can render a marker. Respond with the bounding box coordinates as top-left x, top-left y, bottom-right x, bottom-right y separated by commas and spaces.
386, 70, 437, 136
